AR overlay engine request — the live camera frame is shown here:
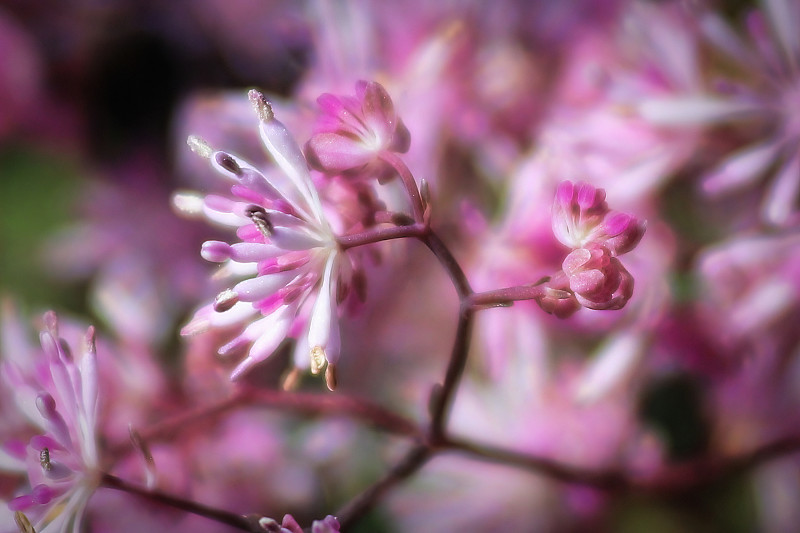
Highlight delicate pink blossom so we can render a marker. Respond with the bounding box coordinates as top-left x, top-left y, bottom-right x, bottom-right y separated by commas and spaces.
551, 181, 645, 255
176, 90, 352, 388
305, 80, 410, 176
1, 313, 101, 533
